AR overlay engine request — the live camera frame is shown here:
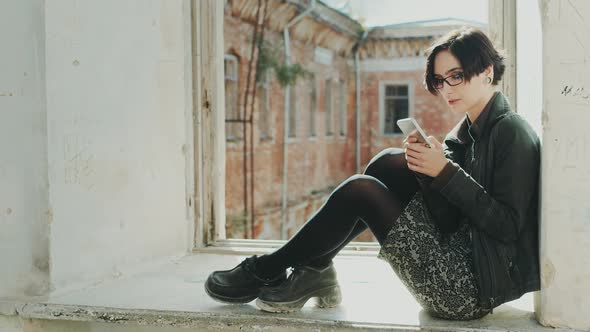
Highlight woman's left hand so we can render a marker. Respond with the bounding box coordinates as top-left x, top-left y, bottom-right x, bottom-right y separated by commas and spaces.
404, 136, 449, 177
